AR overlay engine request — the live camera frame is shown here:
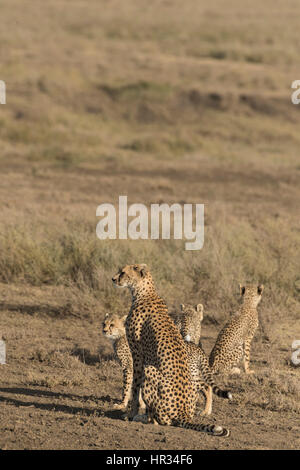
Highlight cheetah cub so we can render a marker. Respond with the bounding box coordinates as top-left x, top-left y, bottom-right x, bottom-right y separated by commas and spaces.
209, 284, 264, 375
102, 313, 134, 410
175, 303, 203, 345
102, 313, 146, 412
178, 304, 232, 415
112, 264, 230, 437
